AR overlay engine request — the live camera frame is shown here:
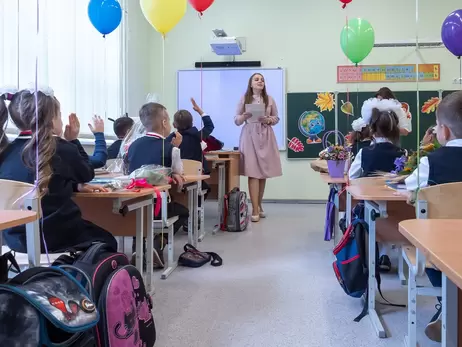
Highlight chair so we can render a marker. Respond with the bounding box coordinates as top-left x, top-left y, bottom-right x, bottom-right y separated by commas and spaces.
0, 179, 41, 267
182, 160, 208, 242
403, 182, 462, 346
